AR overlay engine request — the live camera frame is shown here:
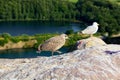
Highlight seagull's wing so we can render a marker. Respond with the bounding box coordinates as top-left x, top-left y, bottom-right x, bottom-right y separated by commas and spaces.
45, 36, 61, 43
42, 36, 63, 50
82, 25, 94, 34
44, 36, 63, 46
